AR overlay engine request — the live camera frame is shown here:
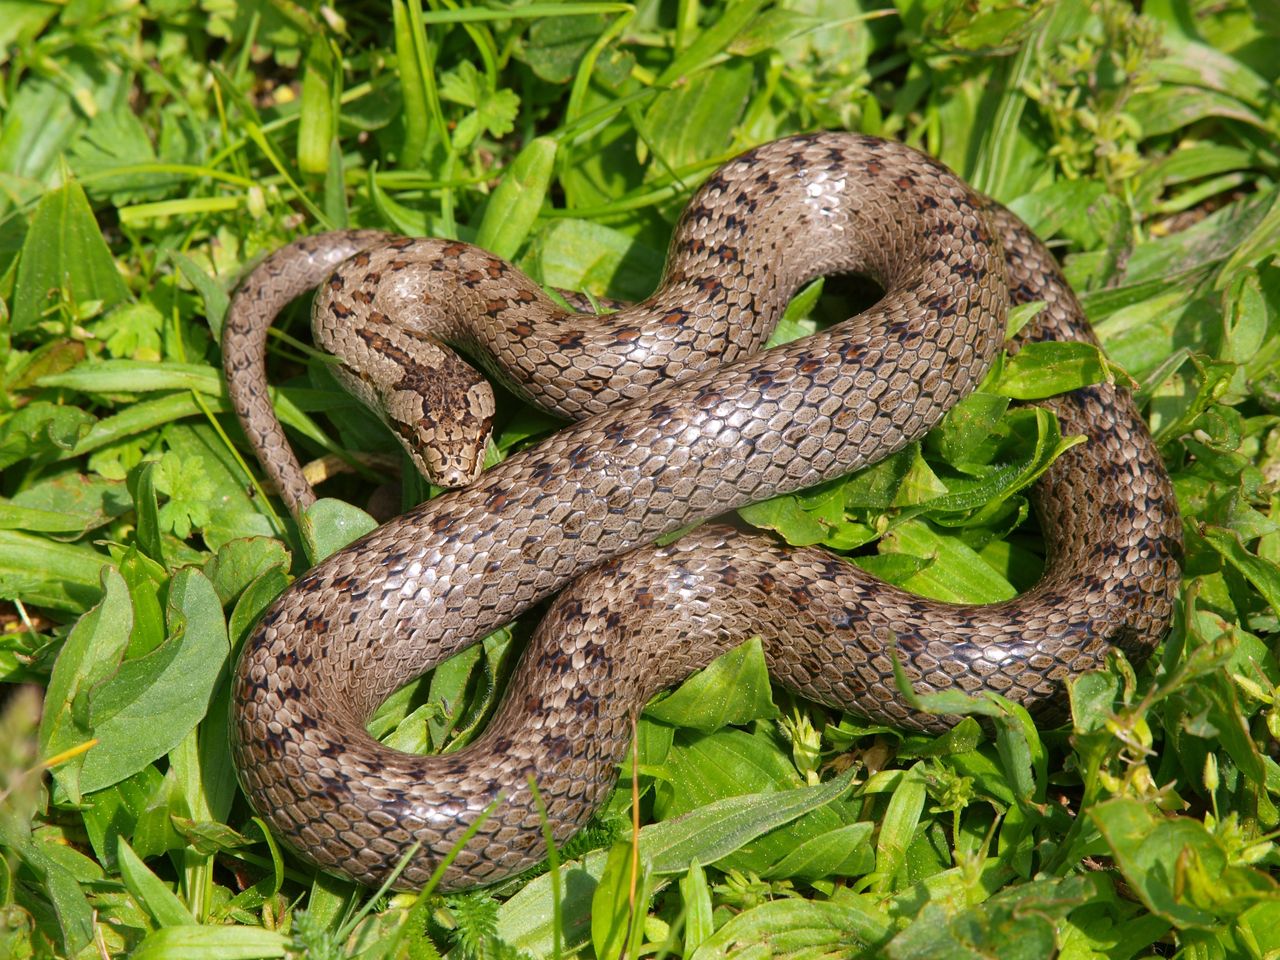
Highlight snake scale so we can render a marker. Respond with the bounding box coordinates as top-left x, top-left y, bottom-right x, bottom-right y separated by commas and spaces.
224, 133, 1182, 892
